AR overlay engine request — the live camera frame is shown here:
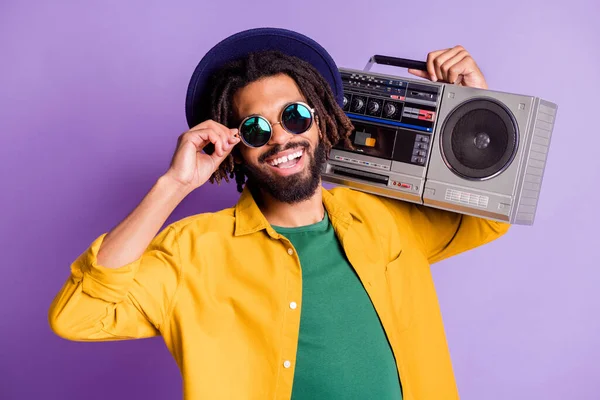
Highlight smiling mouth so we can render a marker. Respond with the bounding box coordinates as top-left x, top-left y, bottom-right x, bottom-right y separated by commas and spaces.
267, 149, 304, 169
